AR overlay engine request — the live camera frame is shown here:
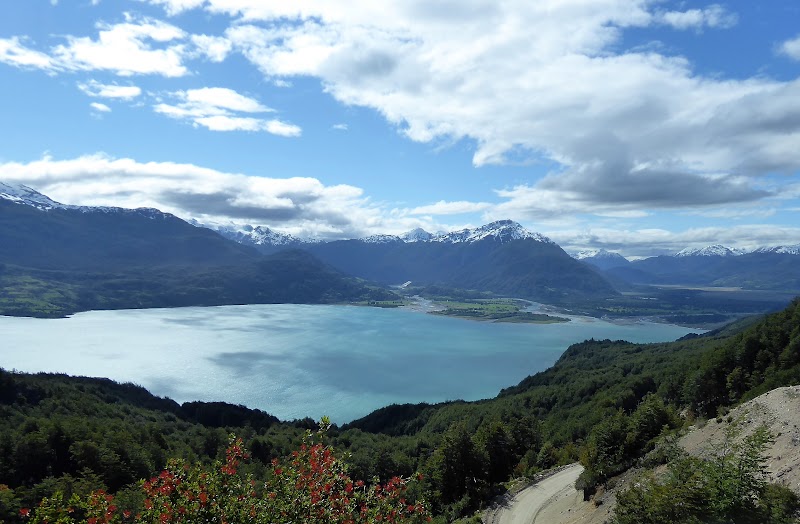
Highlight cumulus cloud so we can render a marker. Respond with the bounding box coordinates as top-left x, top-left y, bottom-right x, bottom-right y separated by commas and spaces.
550, 225, 800, 257
137, 0, 798, 218
90, 102, 111, 112
489, 163, 770, 222
0, 16, 189, 77
3, 154, 795, 251
78, 79, 142, 99
154, 87, 301, 135
191, 34, 233, 62
0, 37, 58, 70
4, 0, 798, 240
0, 154, 386, 238
779, 35, 800, 61
52, 16, 188, 76
657, 5, 738, 31
142, 0, 205, 16
408, 200, 491, 216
